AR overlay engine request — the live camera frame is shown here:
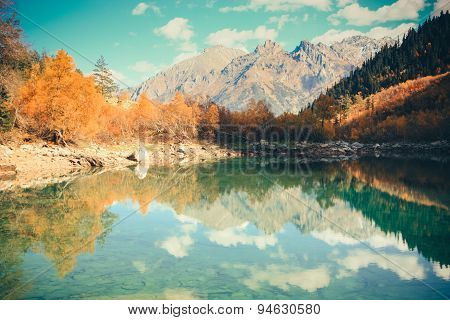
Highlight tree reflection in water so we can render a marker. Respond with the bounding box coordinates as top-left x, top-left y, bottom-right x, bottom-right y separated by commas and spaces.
0, 157, 448, 298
